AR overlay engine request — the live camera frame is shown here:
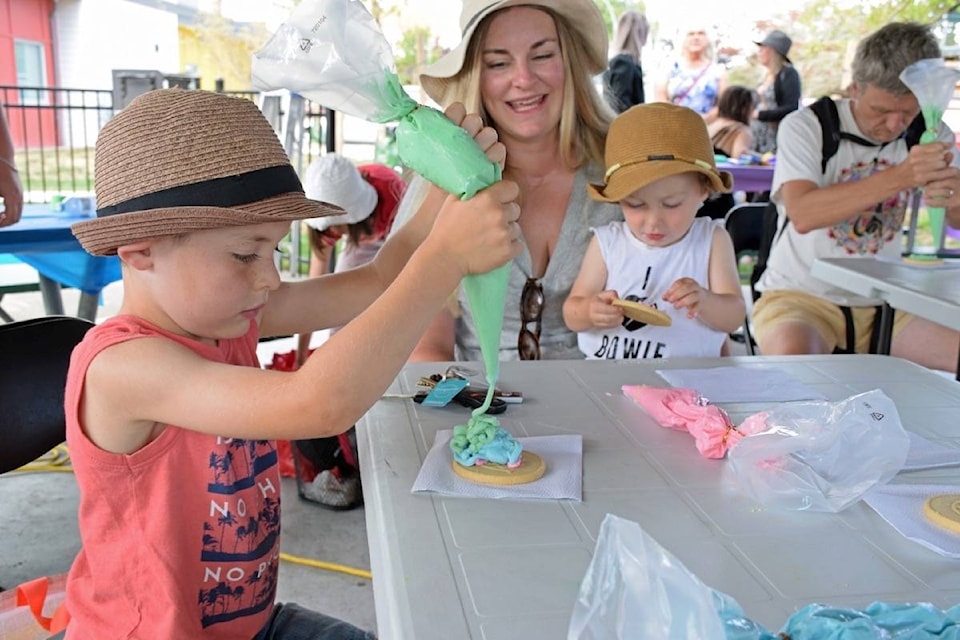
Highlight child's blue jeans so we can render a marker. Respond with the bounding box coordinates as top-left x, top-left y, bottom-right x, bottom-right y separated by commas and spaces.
253, 602, 377, 640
